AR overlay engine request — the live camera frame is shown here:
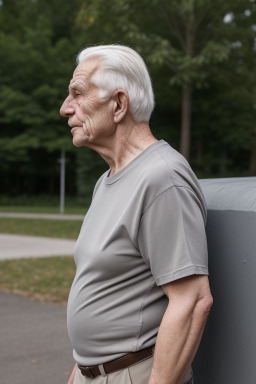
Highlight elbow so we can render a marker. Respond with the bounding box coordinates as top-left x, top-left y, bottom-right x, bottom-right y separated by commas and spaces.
203, 292, 213, 311
194, 292, 213, 324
